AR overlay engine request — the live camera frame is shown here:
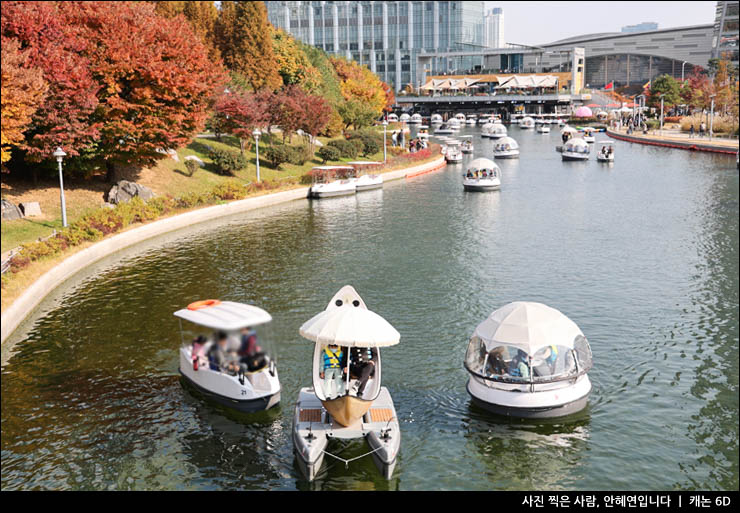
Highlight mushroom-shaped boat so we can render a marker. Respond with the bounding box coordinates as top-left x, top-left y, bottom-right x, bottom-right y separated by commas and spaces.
292, 286, 401, 481
175, 300, 280, 412
492, 136, 520, 159
561, 137, 590, 161
464, 301, 593, 418
462, 158, 501, 192
519, 116, 535, 129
